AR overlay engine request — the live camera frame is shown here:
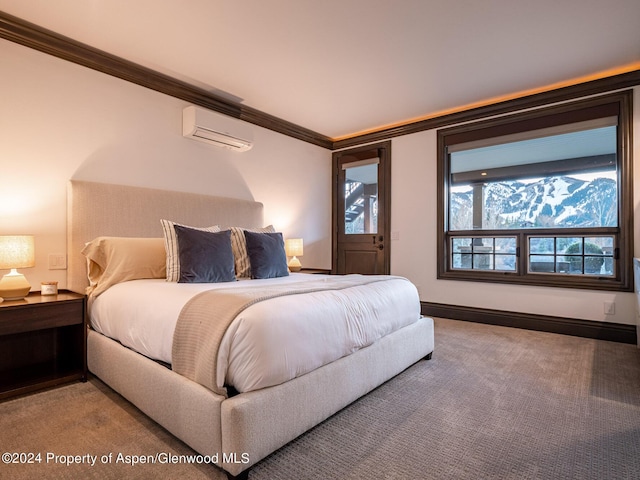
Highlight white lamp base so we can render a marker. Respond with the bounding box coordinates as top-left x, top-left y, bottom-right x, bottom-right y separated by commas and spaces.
288, 256, 302, 272
0, 269, 32, 300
